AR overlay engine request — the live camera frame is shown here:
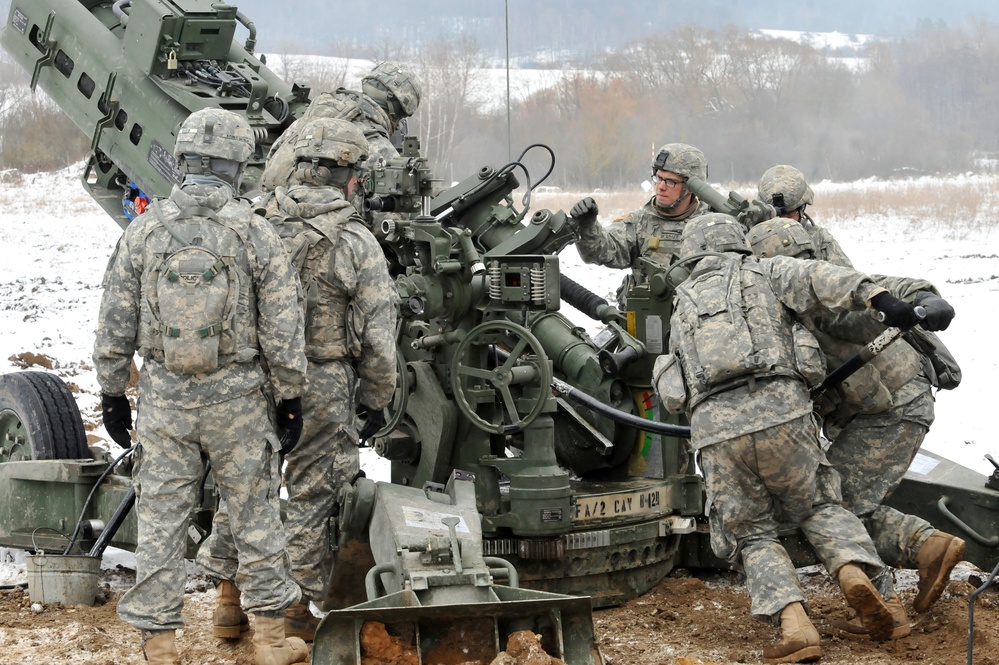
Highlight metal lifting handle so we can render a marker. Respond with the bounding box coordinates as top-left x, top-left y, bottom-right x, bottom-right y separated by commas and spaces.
937, 496, 999, 547
364, 563, 396, 602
